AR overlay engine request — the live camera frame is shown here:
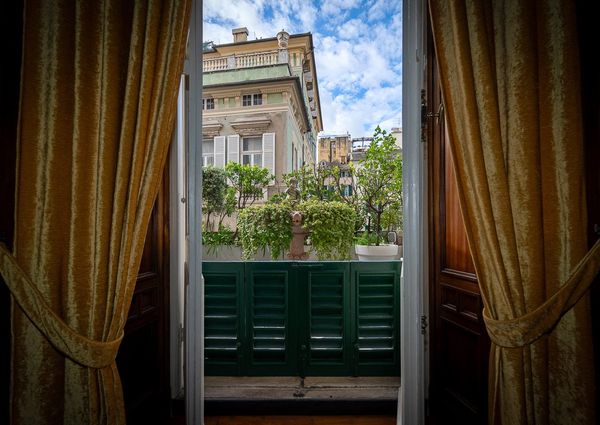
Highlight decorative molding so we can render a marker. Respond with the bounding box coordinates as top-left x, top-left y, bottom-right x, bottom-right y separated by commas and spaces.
230, 115, 272, 136
202, 119, 223, 137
